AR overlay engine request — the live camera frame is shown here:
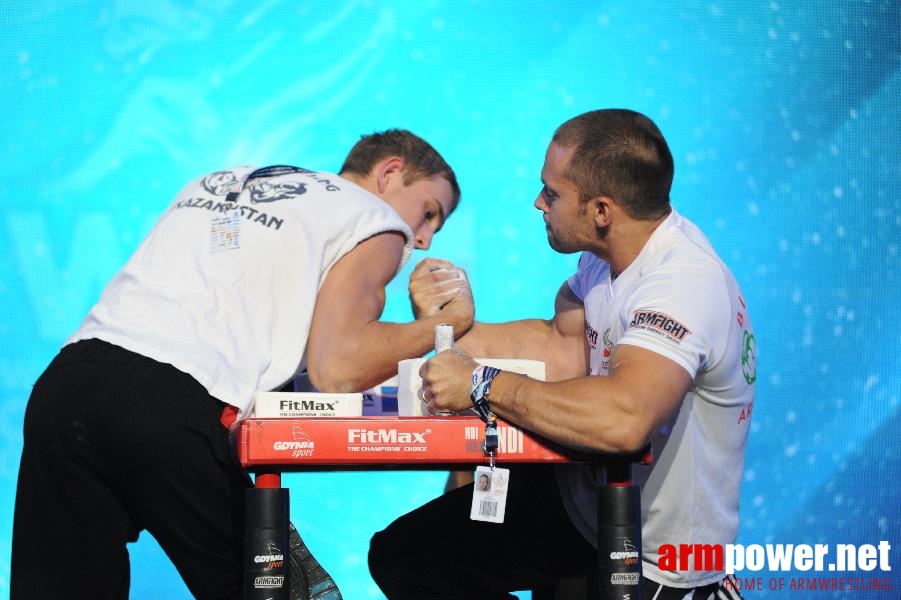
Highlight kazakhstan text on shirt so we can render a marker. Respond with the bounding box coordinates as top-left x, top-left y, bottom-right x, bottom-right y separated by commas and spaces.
176, 197, 285, 230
